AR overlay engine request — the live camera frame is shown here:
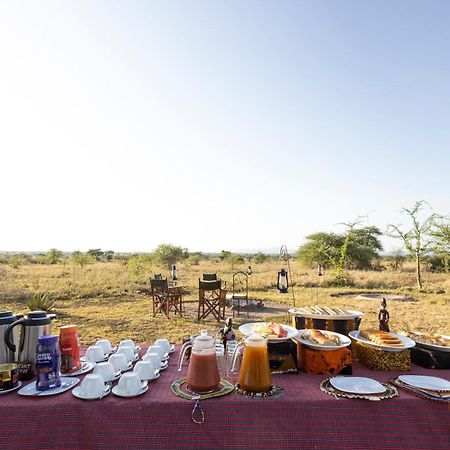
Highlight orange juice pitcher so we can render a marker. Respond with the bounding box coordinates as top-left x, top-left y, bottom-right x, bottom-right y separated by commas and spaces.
231, 333, 272, 393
